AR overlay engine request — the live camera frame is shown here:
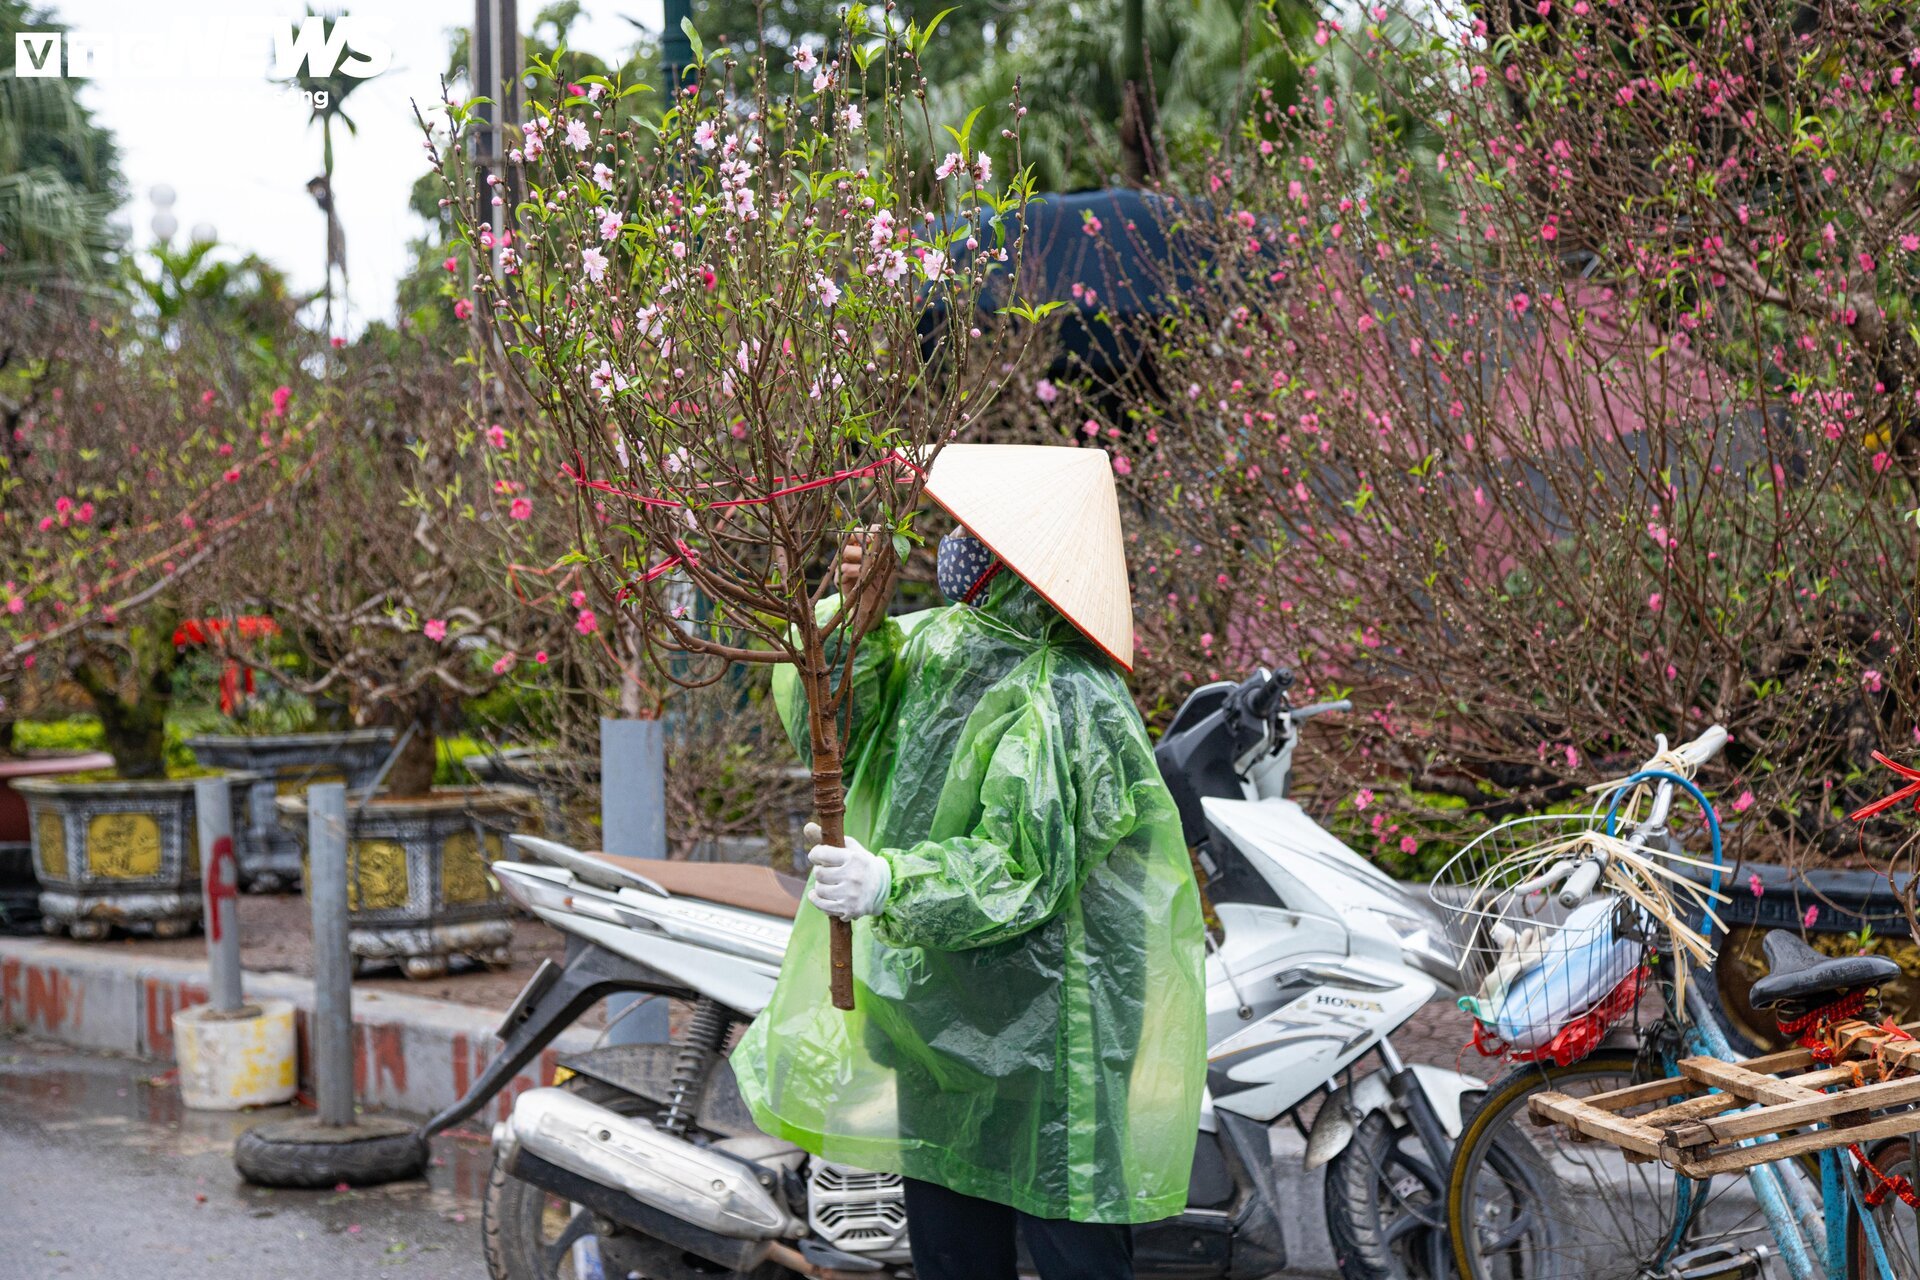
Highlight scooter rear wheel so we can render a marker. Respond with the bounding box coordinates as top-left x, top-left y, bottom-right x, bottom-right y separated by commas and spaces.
483, 1074, 662, 1280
